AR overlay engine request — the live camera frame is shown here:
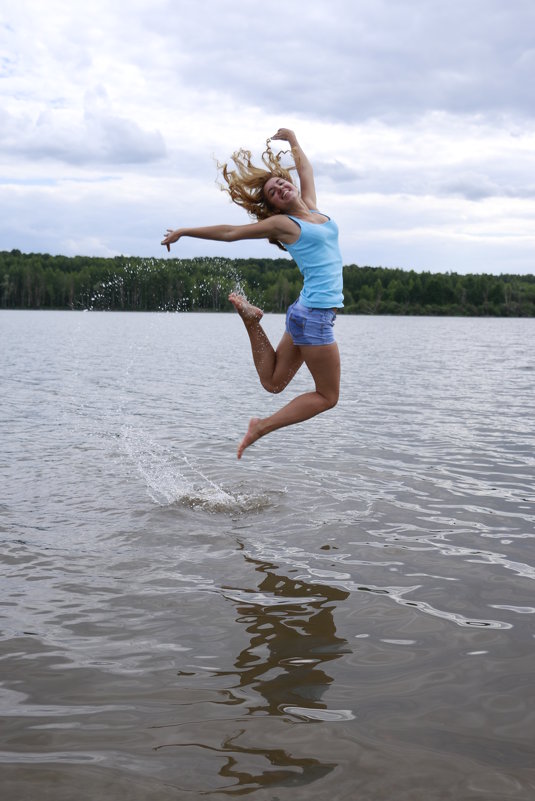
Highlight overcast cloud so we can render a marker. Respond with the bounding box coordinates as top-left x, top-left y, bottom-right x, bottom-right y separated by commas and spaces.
1, 0, 534, 273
